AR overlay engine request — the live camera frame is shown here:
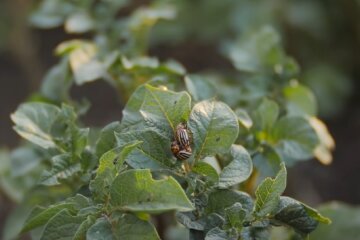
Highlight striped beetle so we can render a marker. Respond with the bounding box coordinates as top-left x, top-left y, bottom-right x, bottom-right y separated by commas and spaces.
171, 122, 192, 161
171, 141, 192, 160
175, 123, 191, 149
176, 149, 192, 160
